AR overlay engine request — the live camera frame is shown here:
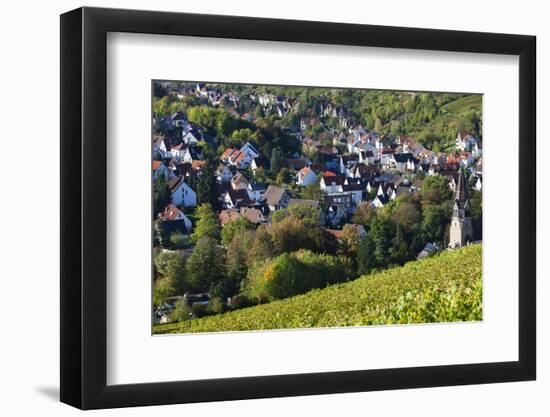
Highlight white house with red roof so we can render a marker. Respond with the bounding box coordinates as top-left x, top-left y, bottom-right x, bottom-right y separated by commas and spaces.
158, 204, 193, 234
168, 176, 197, 208
220, 148, 254, 169
320, 171, 345, 193
170, 143, 193, 163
